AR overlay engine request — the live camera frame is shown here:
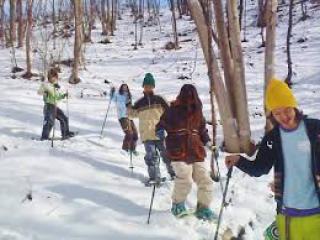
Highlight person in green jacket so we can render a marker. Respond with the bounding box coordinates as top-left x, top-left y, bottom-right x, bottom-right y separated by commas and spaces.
38, 68, 74, 140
